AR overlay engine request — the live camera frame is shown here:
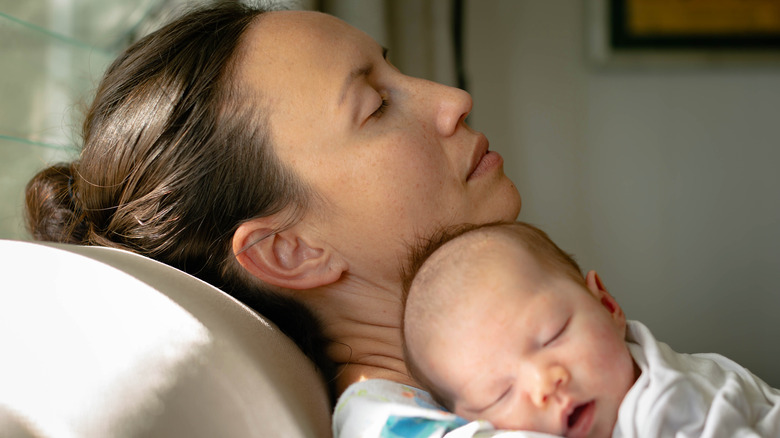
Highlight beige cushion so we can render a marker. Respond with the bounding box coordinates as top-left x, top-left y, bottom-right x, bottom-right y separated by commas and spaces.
0, 239, 332, 438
